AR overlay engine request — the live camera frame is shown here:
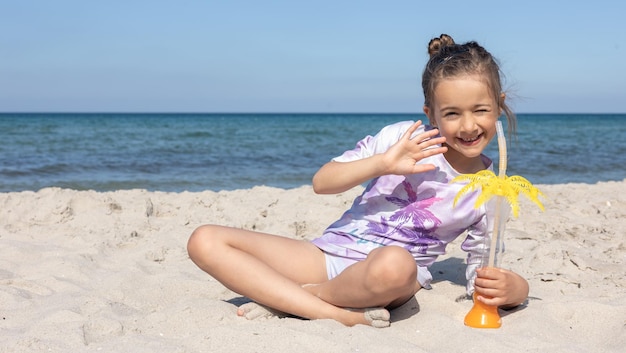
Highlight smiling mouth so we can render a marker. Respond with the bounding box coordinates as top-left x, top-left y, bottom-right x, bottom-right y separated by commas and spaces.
458, 133, 483, 146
